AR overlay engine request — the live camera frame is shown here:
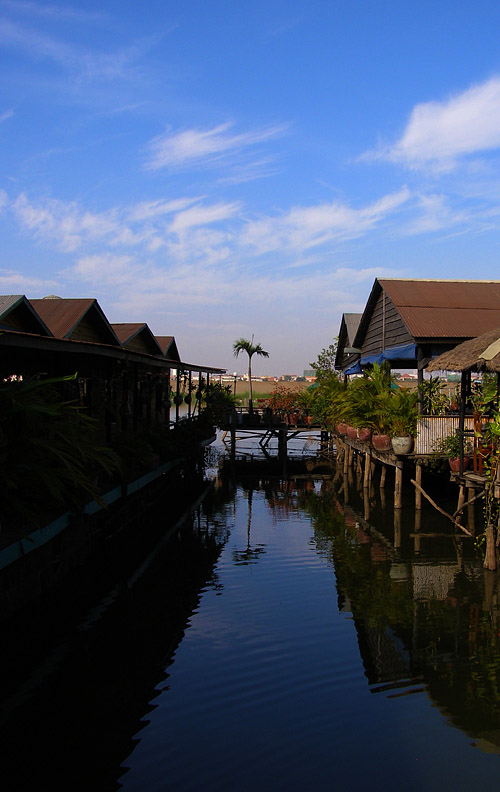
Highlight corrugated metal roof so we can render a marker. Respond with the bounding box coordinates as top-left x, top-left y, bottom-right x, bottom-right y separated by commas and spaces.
358, 279, 500, 342
155, 336, 180, 360
344, 313, 362, 344
30, 298, 119, 345
111, 323, 147, 344
30, 298, 96, 338
381, 279, 500, 310
111, 323, 163, 355
0, 295, 23, 316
